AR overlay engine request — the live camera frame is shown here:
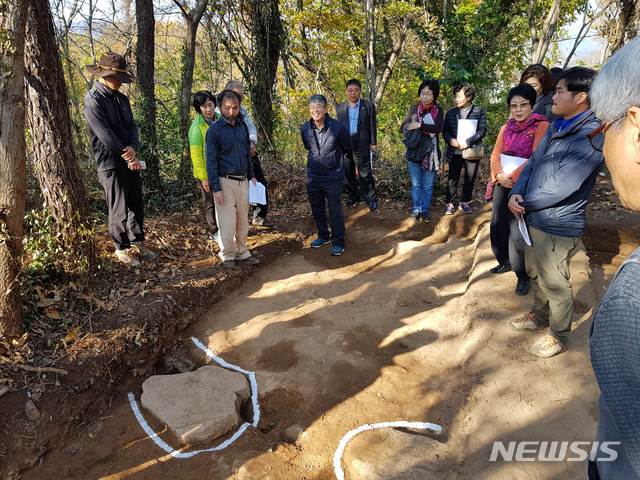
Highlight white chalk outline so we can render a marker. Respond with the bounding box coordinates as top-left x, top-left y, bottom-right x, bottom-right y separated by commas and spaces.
333, 421, 443, 480
127, 336, 260, 459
